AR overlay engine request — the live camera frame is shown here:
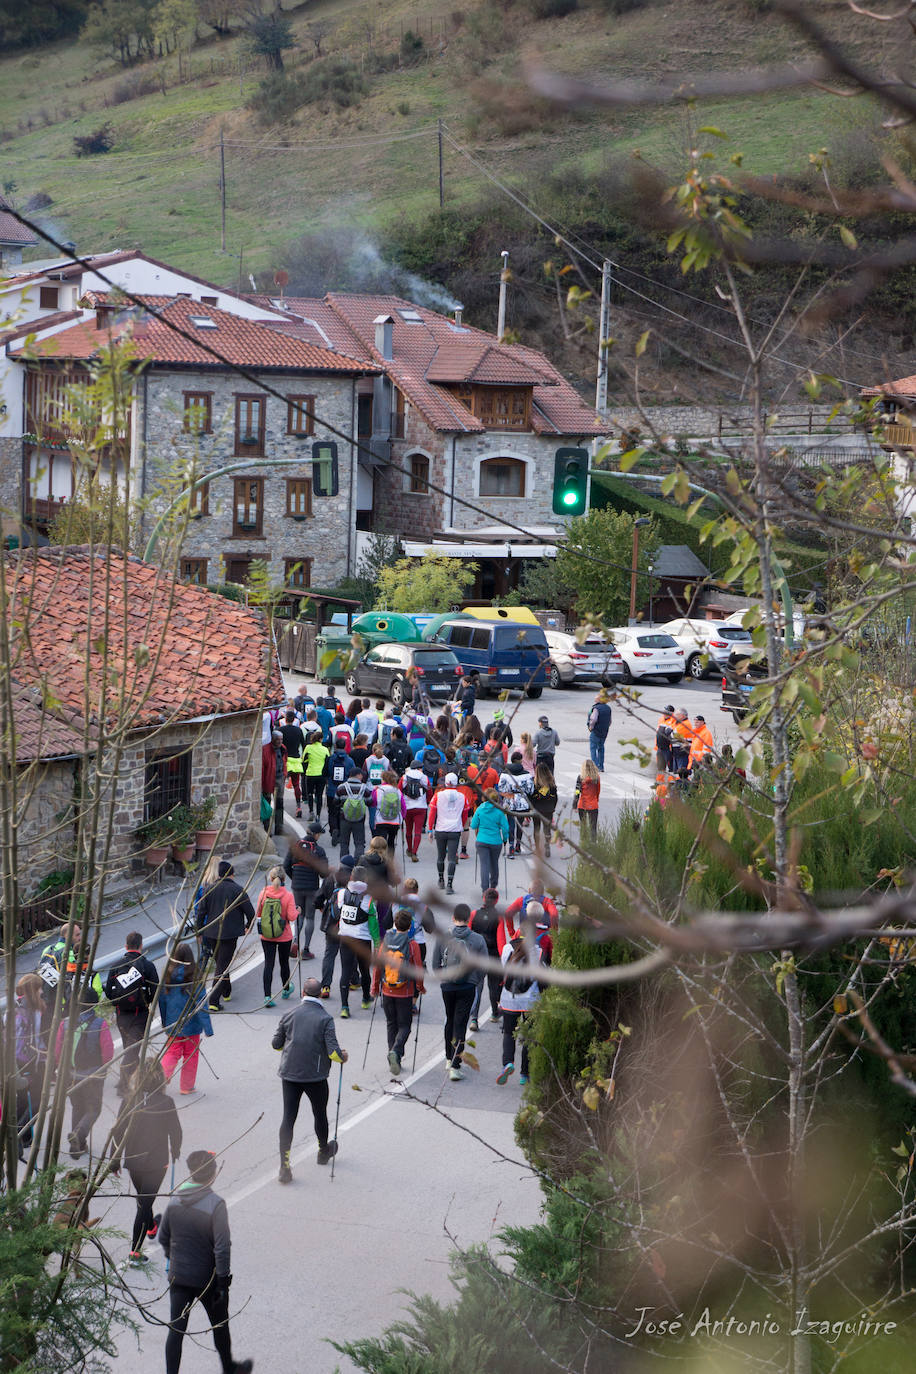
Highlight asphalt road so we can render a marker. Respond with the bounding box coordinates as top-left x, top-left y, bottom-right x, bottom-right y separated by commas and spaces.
95, 670, 737, 1374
